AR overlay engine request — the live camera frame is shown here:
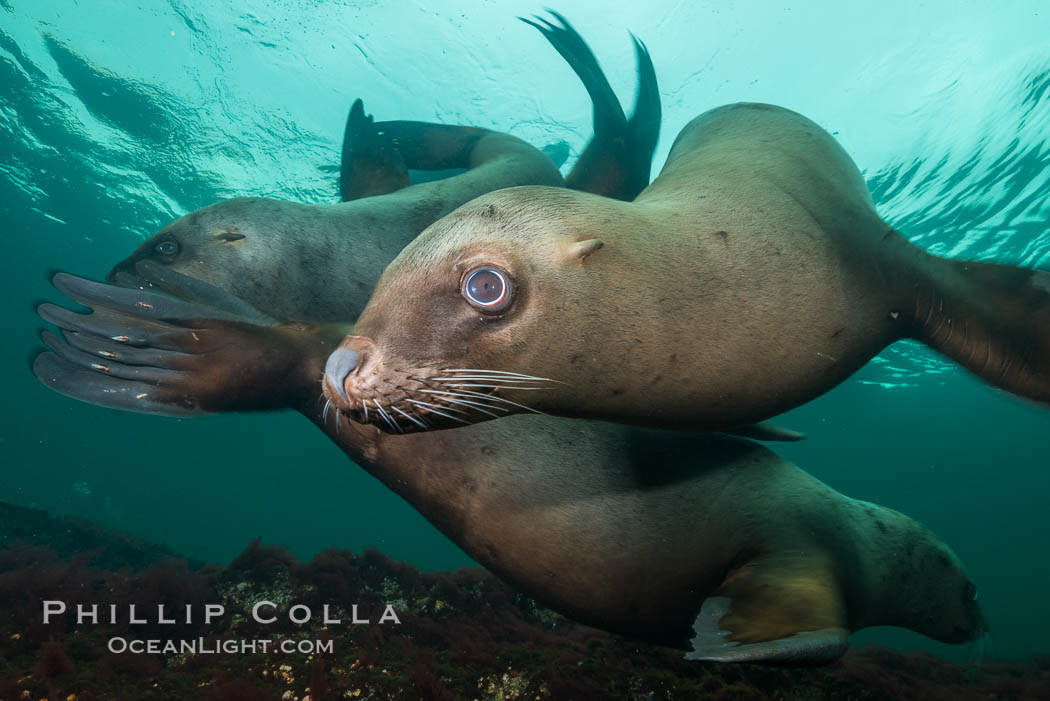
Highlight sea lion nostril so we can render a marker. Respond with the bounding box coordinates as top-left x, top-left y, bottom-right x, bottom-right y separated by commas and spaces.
324, 348, 360, 402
